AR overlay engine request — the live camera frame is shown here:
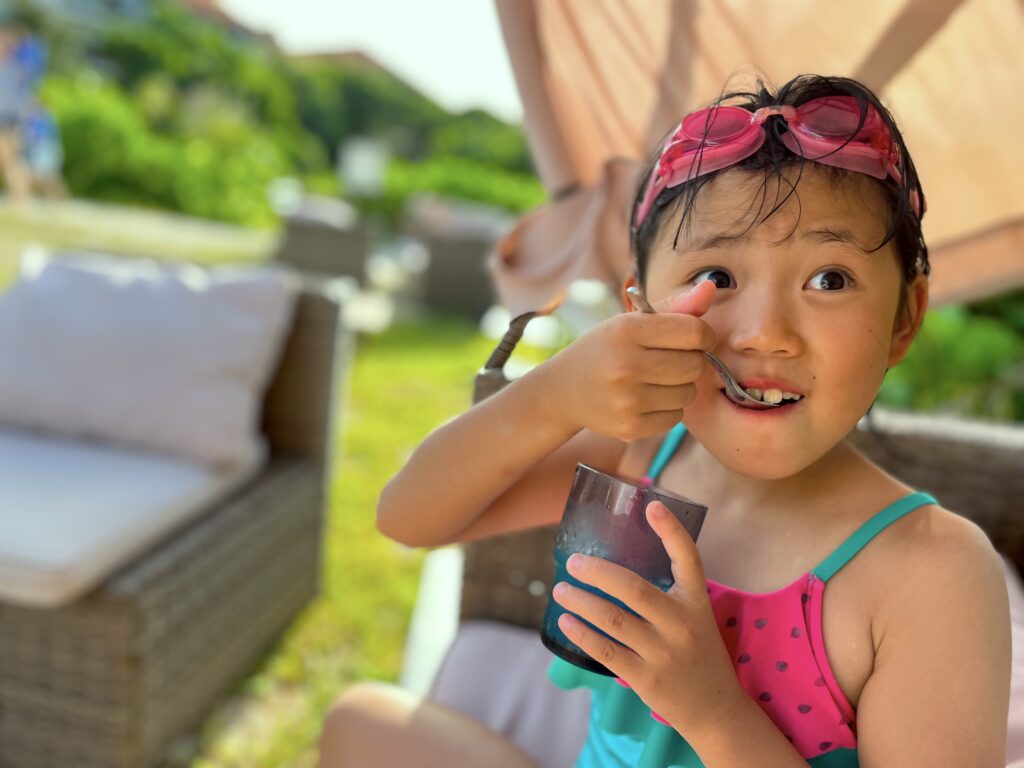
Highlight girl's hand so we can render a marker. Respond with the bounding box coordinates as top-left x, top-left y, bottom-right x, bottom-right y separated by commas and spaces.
540, 279, 717, 443
552, 500, 745, 738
